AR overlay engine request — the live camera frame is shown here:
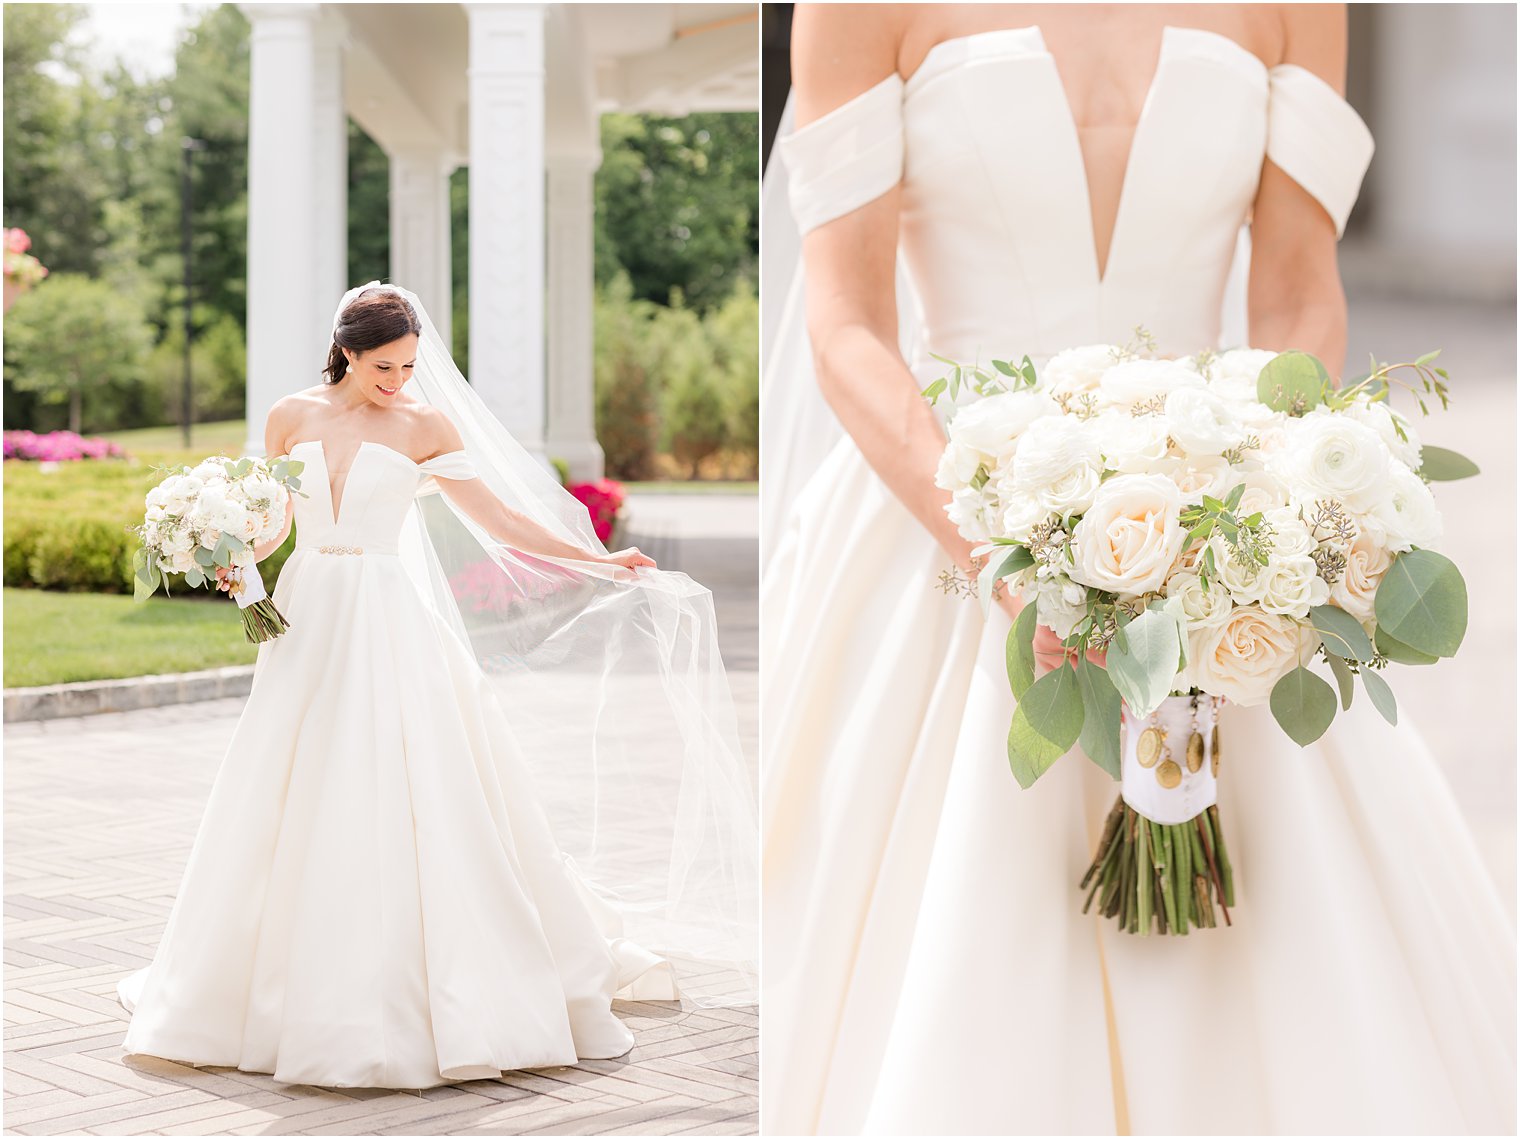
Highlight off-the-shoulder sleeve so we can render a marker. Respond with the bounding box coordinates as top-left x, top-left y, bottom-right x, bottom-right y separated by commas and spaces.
777, 73, 905, 236
1265, 63, 1375, 239
415, 450, 478, 497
